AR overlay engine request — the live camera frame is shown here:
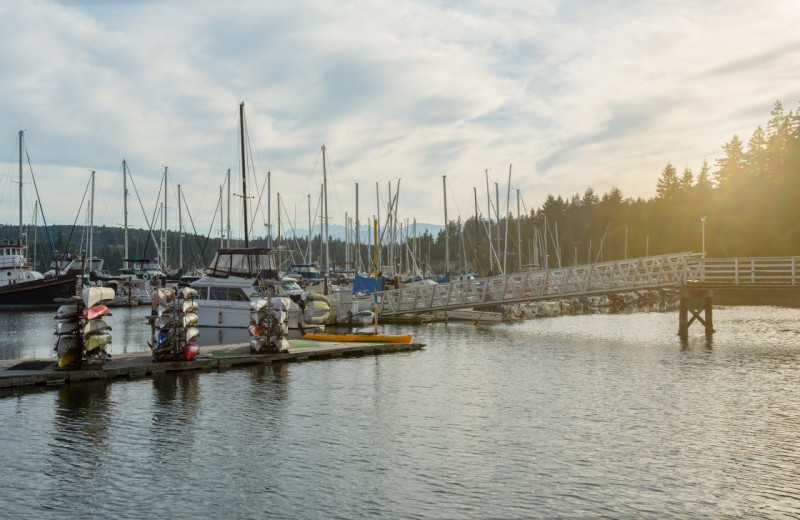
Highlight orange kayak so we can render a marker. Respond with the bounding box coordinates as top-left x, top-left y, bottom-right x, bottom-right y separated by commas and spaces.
302, 332, 412, 344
